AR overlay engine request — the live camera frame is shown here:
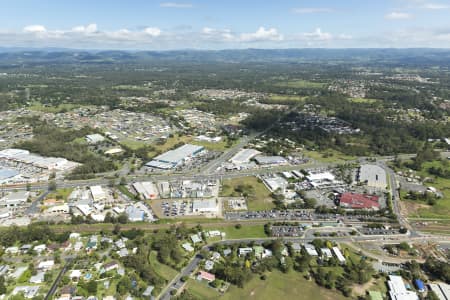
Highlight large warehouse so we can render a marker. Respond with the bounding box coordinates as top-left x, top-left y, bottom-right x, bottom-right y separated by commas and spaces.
132, 181, 159, 200
230, 148, 261, 165
146, 144, 204, 169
